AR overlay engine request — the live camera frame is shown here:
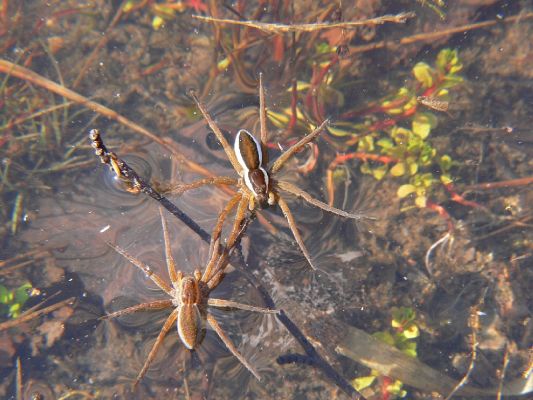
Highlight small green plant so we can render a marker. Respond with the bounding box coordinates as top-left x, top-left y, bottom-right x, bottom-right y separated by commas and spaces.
352, 307, 419, 399
353, 48, 463, 209
0, 282, 33, 319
